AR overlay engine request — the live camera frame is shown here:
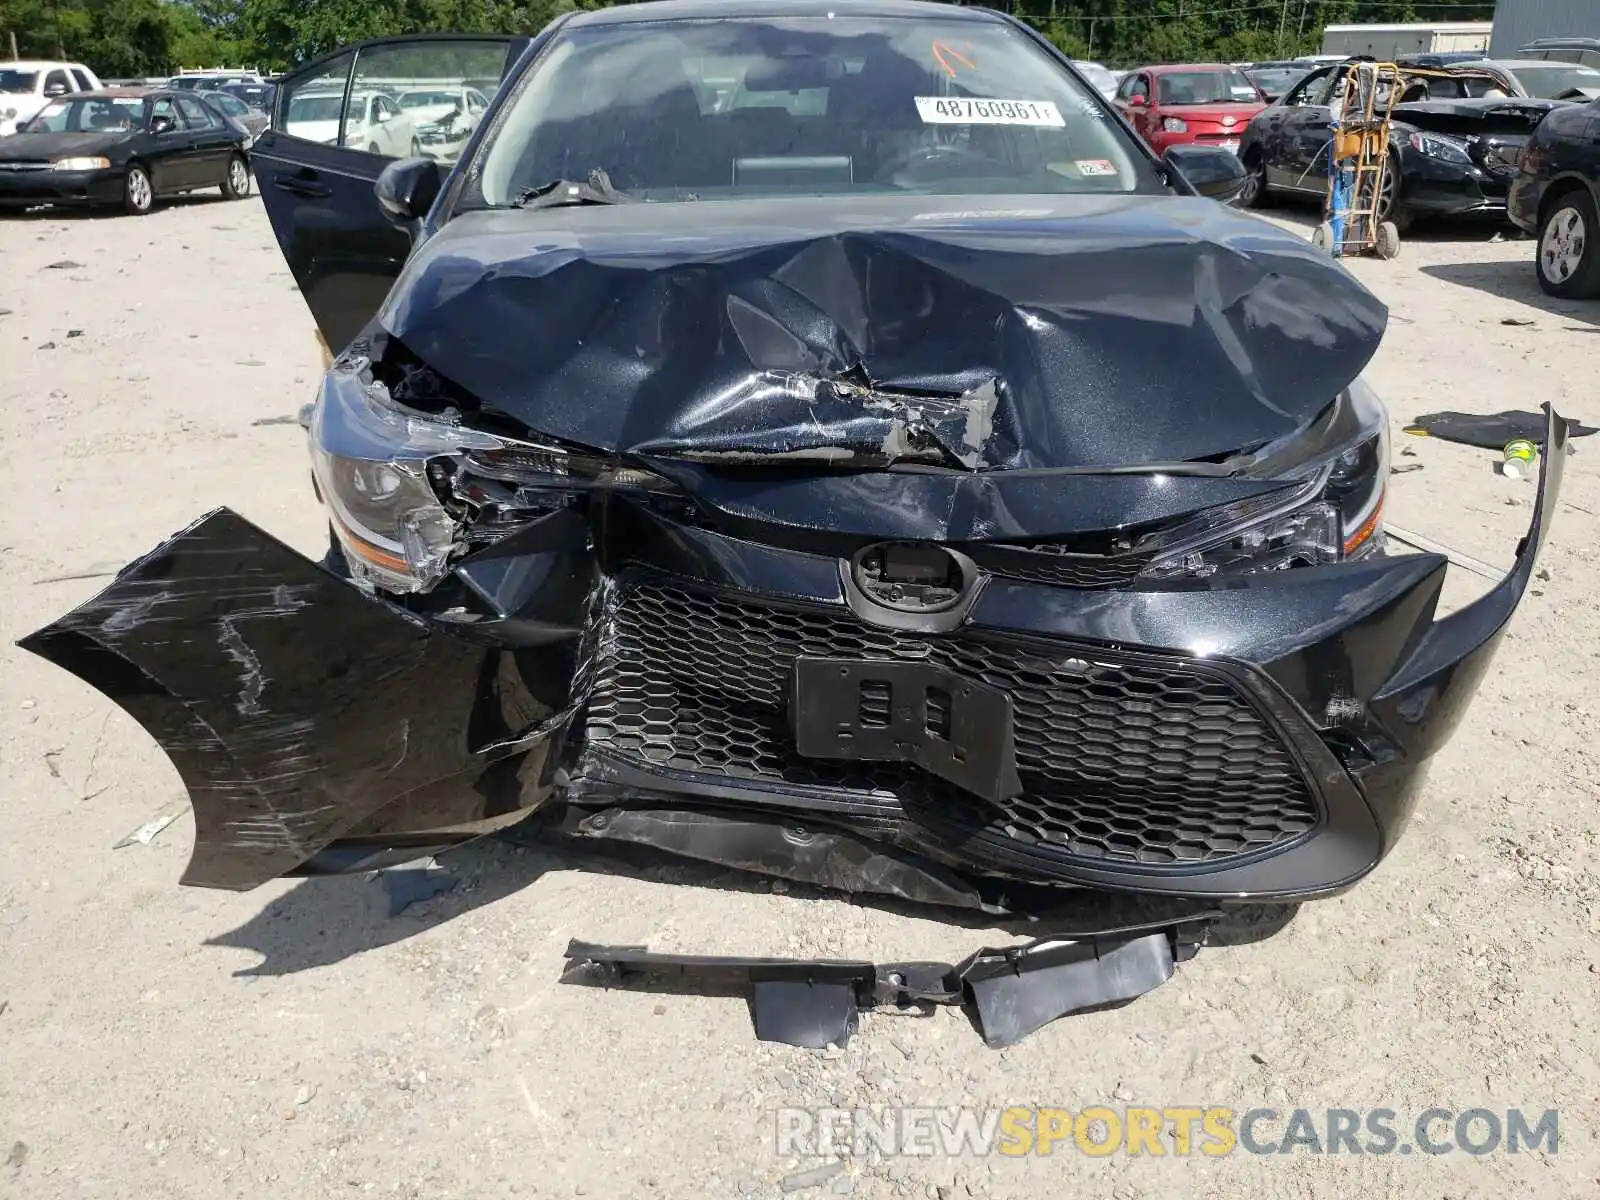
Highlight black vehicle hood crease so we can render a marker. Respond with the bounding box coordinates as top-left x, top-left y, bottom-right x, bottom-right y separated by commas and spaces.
379, 194, 1387, 473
